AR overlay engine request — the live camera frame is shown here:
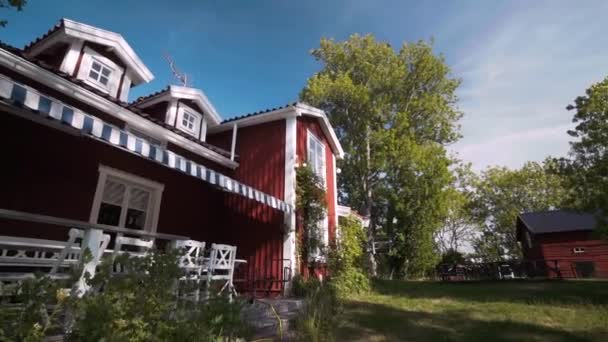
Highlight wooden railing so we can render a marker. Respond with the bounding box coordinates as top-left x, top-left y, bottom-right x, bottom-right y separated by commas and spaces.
0, 208, 189, 295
